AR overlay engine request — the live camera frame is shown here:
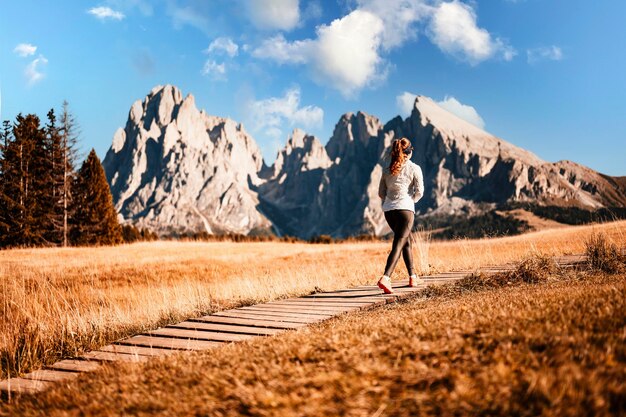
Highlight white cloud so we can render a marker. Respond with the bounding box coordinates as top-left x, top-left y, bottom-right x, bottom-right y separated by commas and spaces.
252, 34, 312, 64
396, 92, 485, 129
312, 10, 386, 97
246, 87, 324, 140
253, 10, 385, 98
25, 55, 48, 86
87, 6, 125, 21
109, 0, 153, 16
202, 60, 226, 79
427, 1, 515, 65
355, 0, 431, 50
206, 37, 239, 57
437, 96, 485, 129
167, 2, 210, 33
527, 45, 563, 64
302, 1, 323, 21
396, 91, 418, 116
245, 0, 300, 31
14, 43, 37, 57
251, 1, 516, 96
